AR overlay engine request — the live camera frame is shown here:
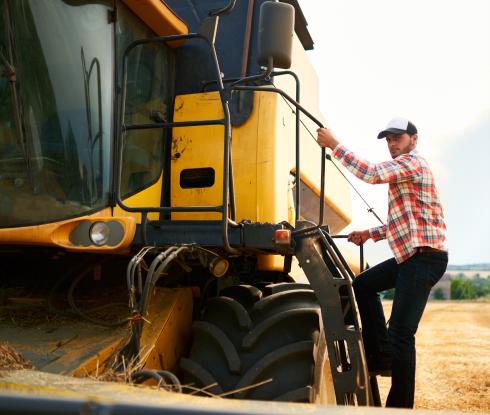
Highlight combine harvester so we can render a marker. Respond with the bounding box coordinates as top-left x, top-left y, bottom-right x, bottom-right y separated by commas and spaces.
0, 0, 395, 413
